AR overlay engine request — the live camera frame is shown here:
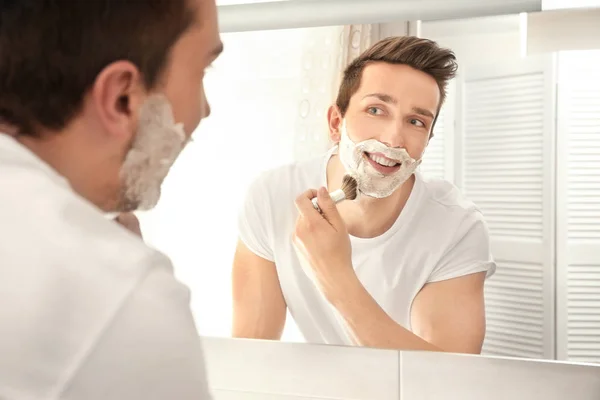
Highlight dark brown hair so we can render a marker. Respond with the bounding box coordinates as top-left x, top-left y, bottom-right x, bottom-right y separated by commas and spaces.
336, 36, 458, 136
0, 0, 195, 136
